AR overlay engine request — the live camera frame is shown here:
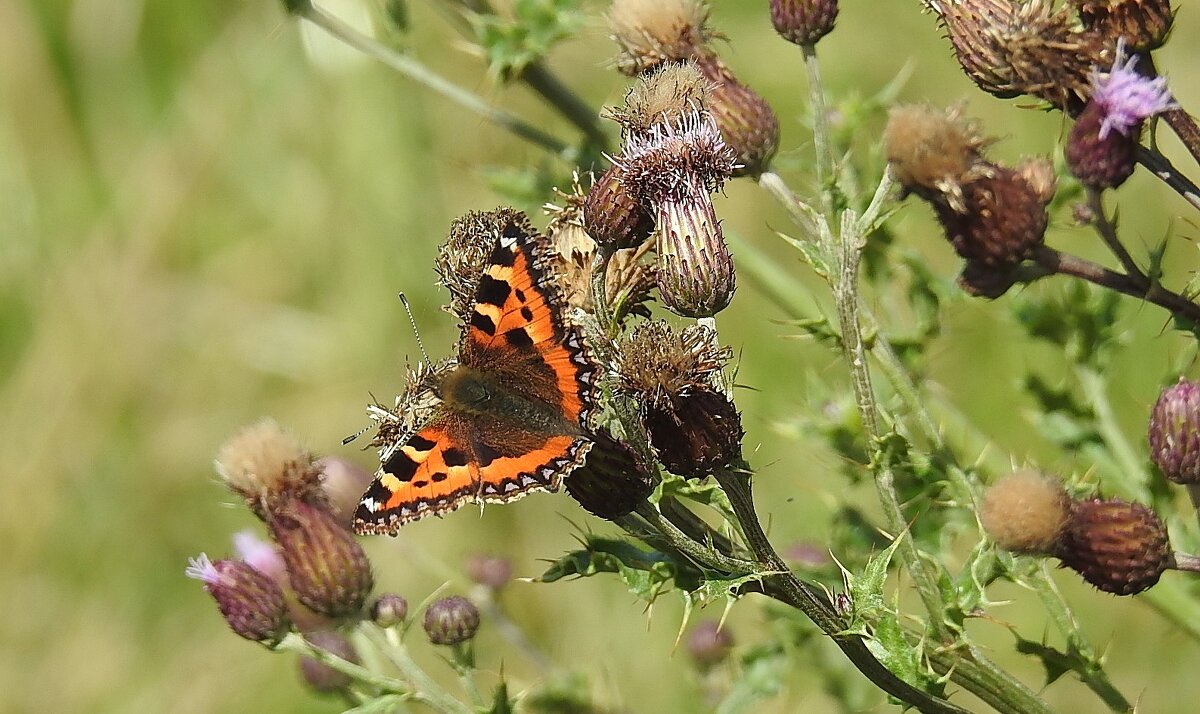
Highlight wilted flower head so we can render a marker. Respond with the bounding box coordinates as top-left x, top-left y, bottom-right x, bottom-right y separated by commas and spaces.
436, 208, 534, 321
608, 0, 712, 76
1056, 498, 1174, 595
618, 111, 737, 203
607, 61, 710, 138
187, 554, 290, 644
924, 0, 1109, 112
1074, 0, 1175, 52
216, 419, 325, 521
